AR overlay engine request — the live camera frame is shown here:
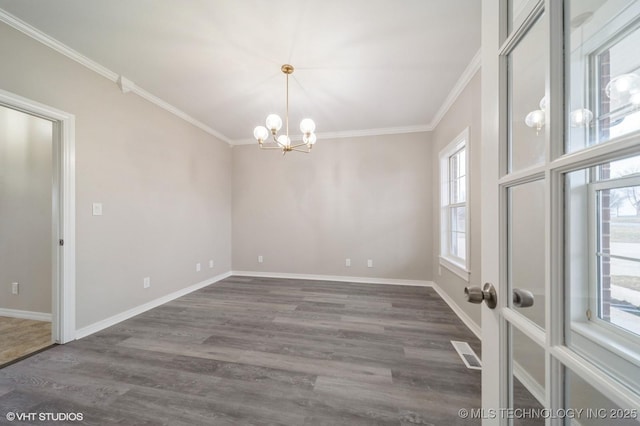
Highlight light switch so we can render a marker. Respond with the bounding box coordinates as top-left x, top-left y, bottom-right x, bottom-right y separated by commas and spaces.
92, 203, 103, 216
